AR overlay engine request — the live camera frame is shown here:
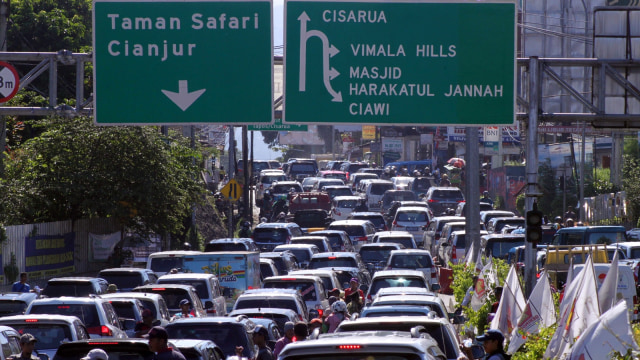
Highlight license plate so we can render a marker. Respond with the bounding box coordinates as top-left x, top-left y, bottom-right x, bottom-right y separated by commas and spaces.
407, 227, 419, 231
